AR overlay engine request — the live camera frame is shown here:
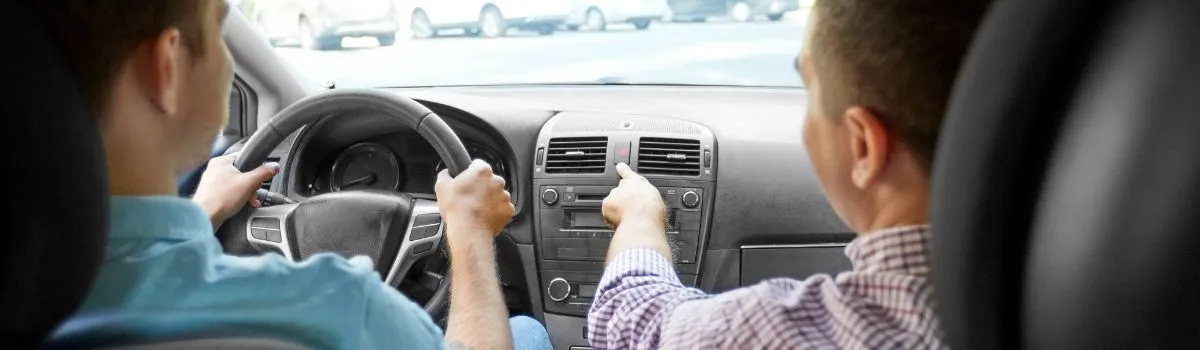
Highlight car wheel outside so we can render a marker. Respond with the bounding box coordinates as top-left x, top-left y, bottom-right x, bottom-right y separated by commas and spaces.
537, 25, 556, 35
584, 8, 607, 31
411, 10, 436, 39
479, 6, 507, 38
633, 19, 652, 30
300, 19, 341, 50
729, 1, 753, 22
377, 33, 396, 46
767, 13, 784, 21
